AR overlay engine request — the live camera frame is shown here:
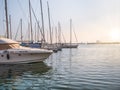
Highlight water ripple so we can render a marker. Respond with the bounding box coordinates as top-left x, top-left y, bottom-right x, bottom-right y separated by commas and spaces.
0, 44, 120, 90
